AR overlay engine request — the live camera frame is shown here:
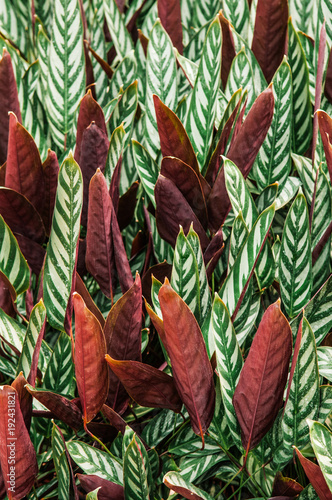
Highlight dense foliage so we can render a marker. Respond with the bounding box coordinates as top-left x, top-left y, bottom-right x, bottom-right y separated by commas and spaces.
0, 0, 332, 499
